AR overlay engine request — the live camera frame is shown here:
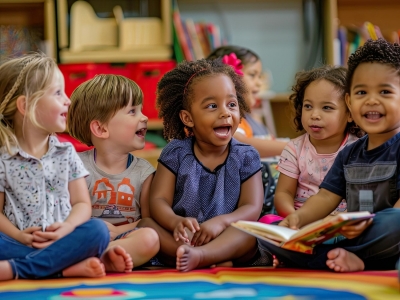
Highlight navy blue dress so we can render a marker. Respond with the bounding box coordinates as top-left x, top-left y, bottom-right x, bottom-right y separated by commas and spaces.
158, 137, 262, 223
